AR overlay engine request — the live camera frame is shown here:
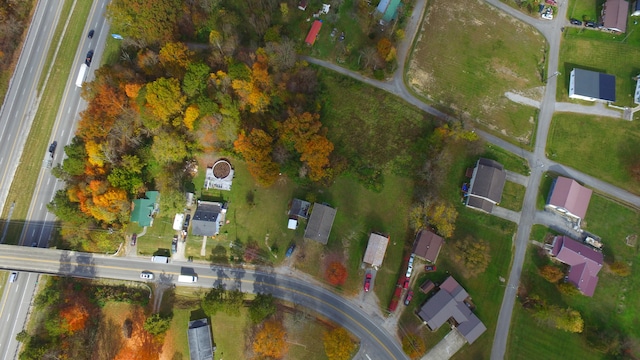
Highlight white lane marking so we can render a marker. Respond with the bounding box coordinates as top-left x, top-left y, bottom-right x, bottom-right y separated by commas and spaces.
61, 129, 65, 137
31, 229, 35, 237
40, 203, 43, 211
